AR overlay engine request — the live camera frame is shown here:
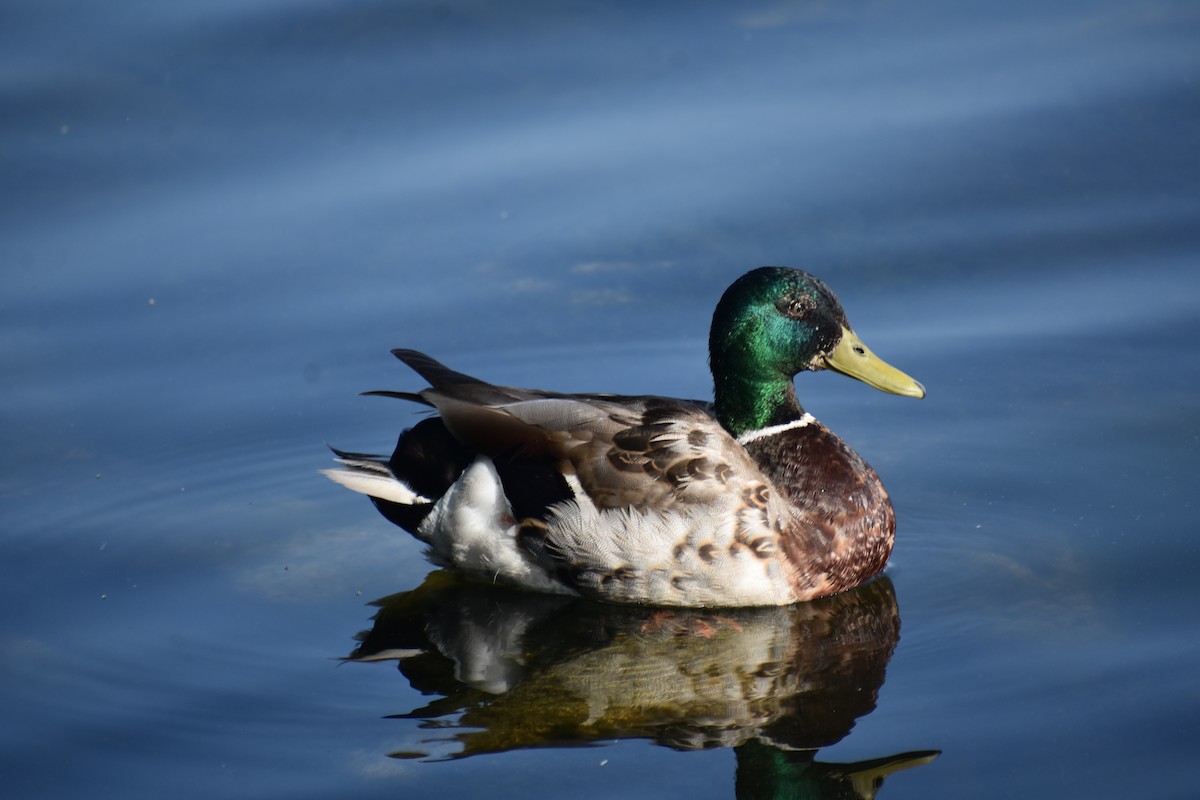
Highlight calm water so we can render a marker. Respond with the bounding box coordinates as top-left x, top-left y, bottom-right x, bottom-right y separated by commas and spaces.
3, 1, 1199, 798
